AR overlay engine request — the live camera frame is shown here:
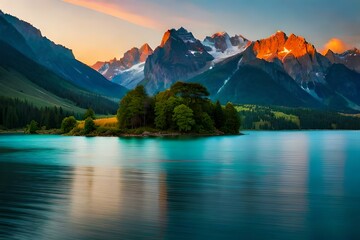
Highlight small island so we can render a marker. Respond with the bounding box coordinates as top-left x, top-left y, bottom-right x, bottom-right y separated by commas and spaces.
38, 82, 241, 137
